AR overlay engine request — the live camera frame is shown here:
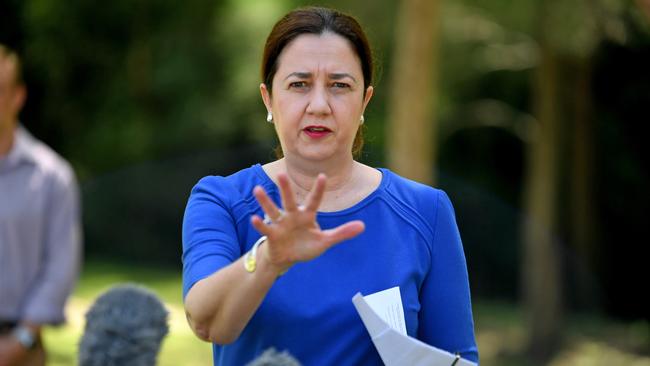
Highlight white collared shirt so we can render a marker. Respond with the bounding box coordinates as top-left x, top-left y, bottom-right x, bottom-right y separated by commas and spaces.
0, 125, 82, 325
